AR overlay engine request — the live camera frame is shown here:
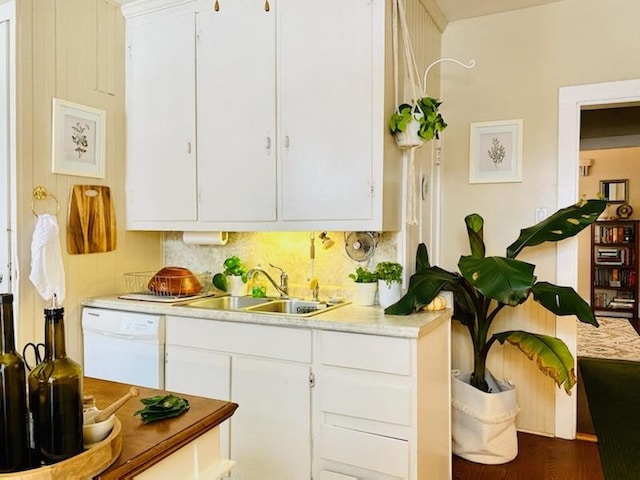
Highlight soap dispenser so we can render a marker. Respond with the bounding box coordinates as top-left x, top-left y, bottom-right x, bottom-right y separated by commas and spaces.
249, 266, 267, 298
